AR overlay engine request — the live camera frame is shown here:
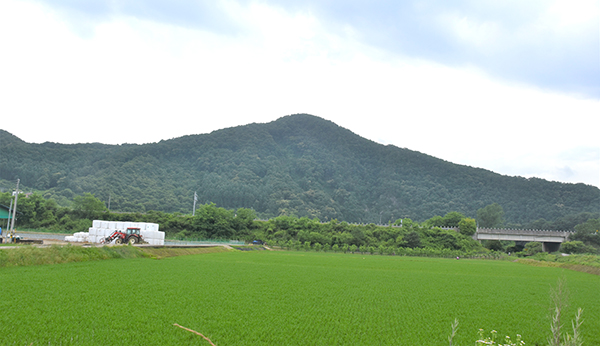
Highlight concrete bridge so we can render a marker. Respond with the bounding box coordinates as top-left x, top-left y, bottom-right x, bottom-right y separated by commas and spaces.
474, 228, 573, 252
